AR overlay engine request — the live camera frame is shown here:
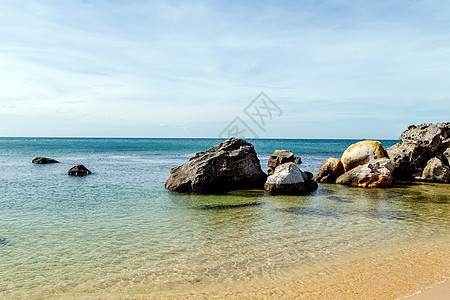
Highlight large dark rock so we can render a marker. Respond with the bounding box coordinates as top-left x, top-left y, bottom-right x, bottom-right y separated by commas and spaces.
68, 164, 92, 176
165, 138, 267, 193
386, 122, 450, 182
336, 158, 394, 188
314, 157, 345, 183
32, 157, 59, 164
264, 162, 317, 195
